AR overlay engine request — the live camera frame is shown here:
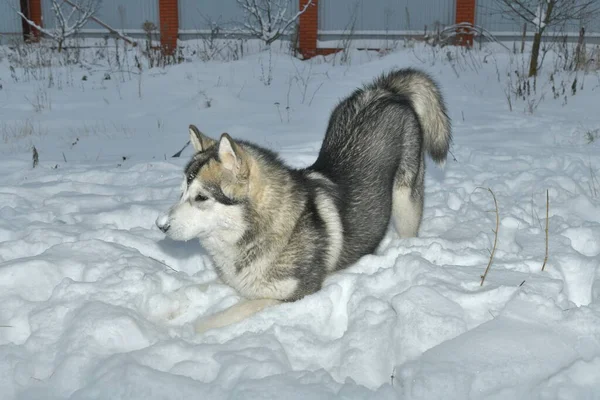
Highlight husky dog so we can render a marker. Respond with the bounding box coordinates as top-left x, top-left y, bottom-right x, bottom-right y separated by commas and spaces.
156, 68, 451, 332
